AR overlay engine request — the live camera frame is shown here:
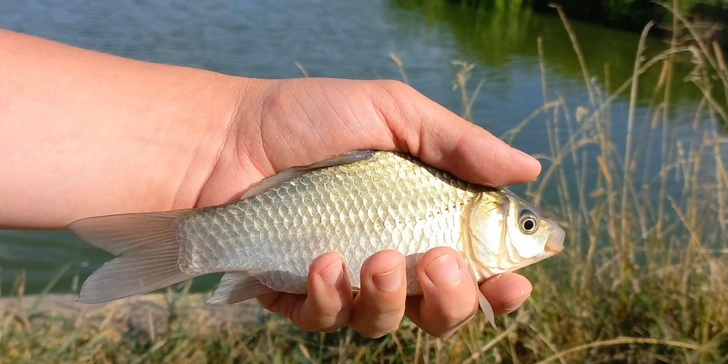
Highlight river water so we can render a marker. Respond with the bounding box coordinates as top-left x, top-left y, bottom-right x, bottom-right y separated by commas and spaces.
0, 0, 719, 294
